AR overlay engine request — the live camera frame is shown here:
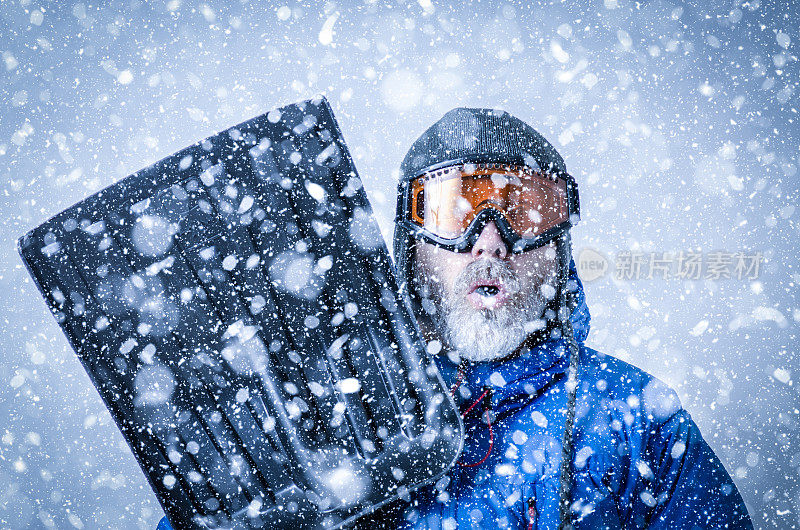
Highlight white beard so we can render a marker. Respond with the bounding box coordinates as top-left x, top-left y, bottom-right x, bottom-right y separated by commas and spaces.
417, 258, 556, 362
